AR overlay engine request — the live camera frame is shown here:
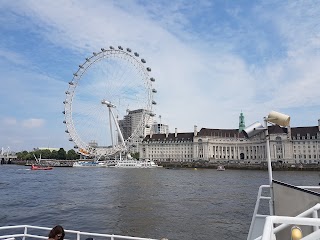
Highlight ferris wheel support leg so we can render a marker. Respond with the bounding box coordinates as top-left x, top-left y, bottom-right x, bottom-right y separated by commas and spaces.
109, 108, 126, 149
108, 108, 114, 147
